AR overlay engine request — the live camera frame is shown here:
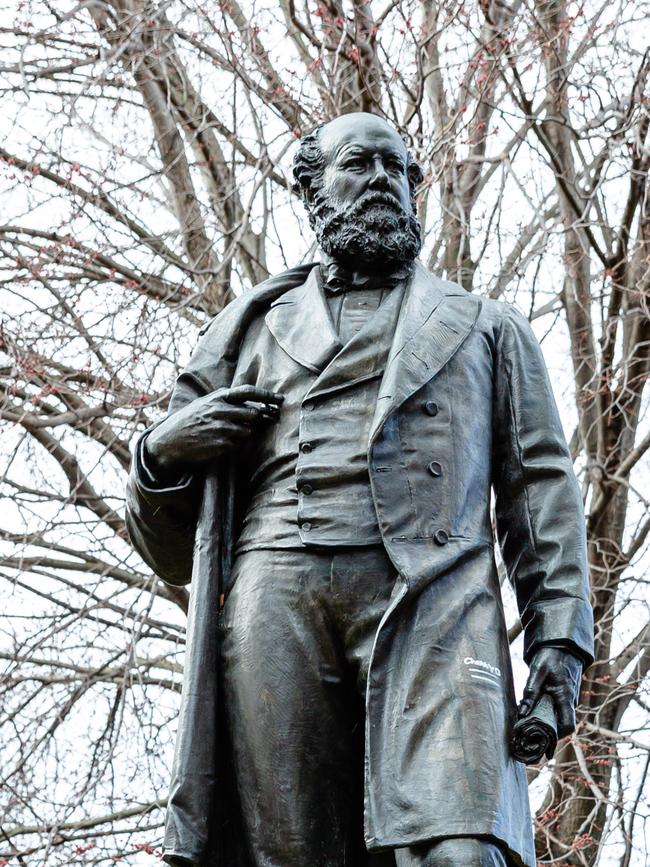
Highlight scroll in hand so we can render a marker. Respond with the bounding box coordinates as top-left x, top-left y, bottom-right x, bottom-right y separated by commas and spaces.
510, 693, 558, 765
